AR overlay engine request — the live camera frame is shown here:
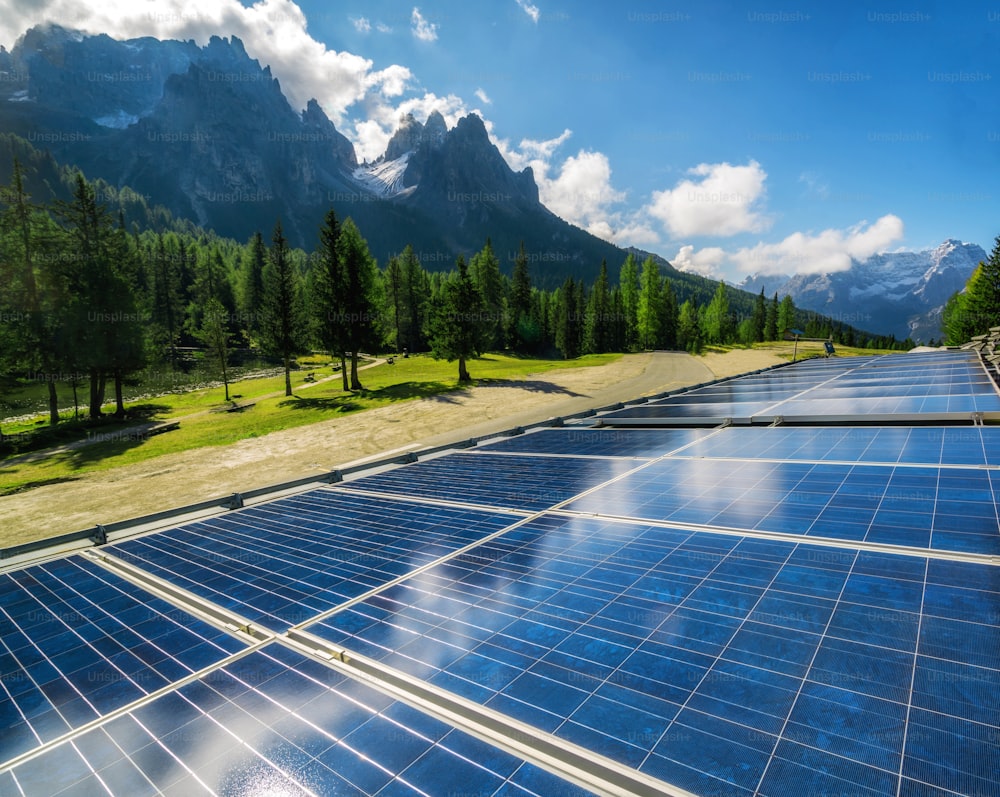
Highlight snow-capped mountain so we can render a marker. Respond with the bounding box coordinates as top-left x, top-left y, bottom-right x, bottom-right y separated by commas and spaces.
352, 152, 413, 197
738, 239, 986, 342
0, 24, 628, 282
